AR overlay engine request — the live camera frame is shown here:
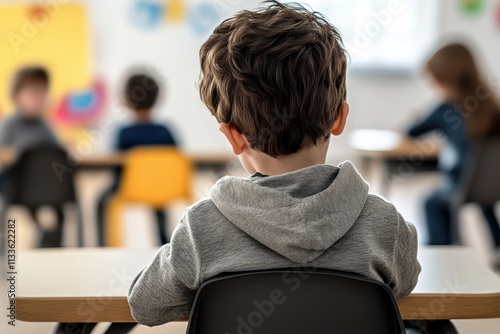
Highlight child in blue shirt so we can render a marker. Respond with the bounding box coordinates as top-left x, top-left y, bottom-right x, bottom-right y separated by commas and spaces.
408, 43, 500, 267
96, 73, 177, 246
